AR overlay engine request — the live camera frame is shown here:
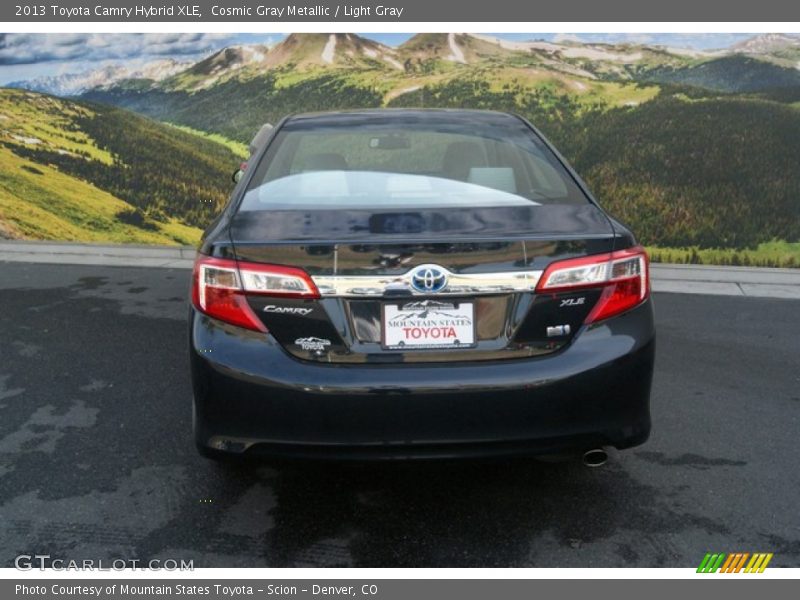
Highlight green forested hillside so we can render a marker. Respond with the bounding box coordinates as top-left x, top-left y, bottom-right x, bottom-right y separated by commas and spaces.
84, 72, 800, 265
637, 55, 800, 93
0, 89, 243, 243
83, 34, 658, 141
554, 93, 800, 250
85, 72, 385, 142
